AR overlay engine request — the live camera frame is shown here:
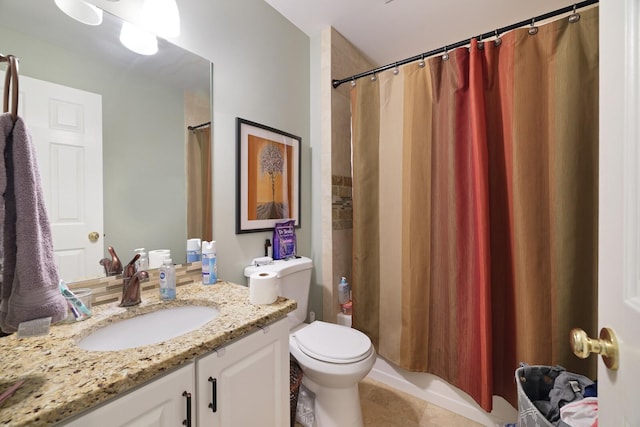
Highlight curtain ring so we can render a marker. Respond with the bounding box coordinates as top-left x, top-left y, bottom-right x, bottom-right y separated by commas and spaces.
528, 18, 539, 35
442, 46, 449, 61
350, 78, 356, 88
392, 62, 400, 75
494, 29, 502, 46
418, 54, 425, 68
477, 34, 484, 50
568, 4, 581, 23
370, 73, 377, 82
